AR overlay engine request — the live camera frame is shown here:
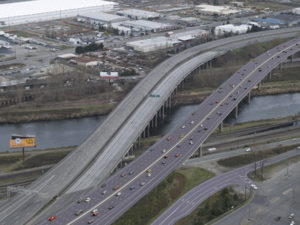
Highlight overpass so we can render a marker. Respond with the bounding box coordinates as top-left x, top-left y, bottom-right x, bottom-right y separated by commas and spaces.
39, 36, 300, 224
1, 28, 300, 225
